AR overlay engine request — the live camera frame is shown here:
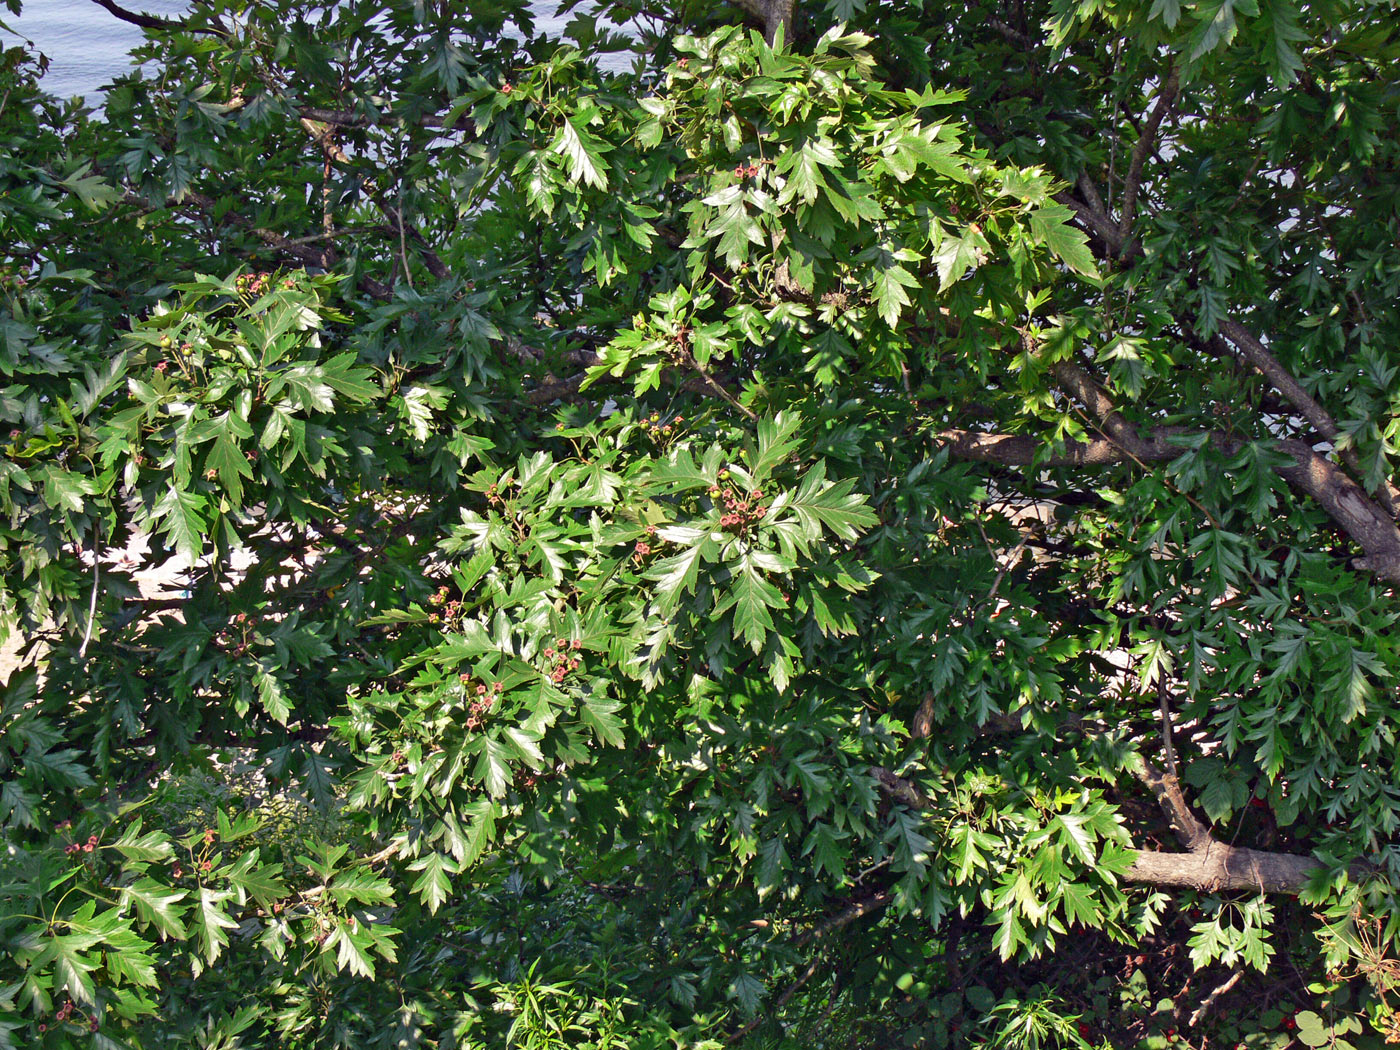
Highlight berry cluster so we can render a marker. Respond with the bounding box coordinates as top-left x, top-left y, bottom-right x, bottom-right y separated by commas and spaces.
235, 271, 296, 296
38, 1000, 98, 1034
460, 673, 503, 730
484, 479, 518, 509
170, 827, 219, 881
639, 412, 683, 441
710, 484, 767, 531
214, 611, 253, 656
428, 585, 464, 627
634, 524, 659, 563
544, 637, 582, 684
63, 831, 99, 856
